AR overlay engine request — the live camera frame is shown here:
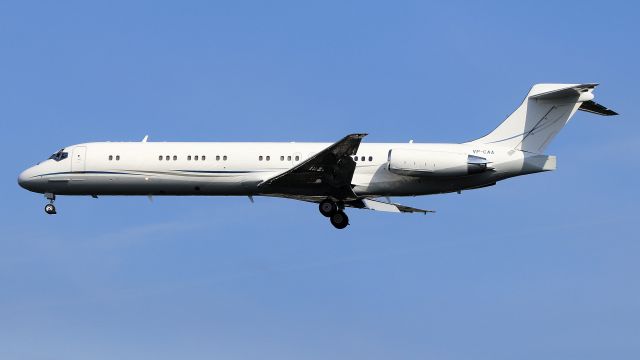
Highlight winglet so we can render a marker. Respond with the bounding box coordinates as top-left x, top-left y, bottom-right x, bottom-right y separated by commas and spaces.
142, 135, 149, 142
